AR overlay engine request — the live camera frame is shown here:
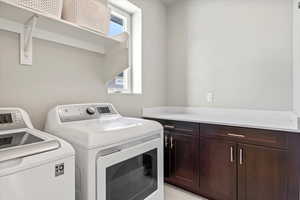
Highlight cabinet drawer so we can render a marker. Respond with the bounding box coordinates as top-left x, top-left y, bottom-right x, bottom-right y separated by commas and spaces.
163, 120, 199, 136
144, 118, 166, 126
200, 124, 288, 149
